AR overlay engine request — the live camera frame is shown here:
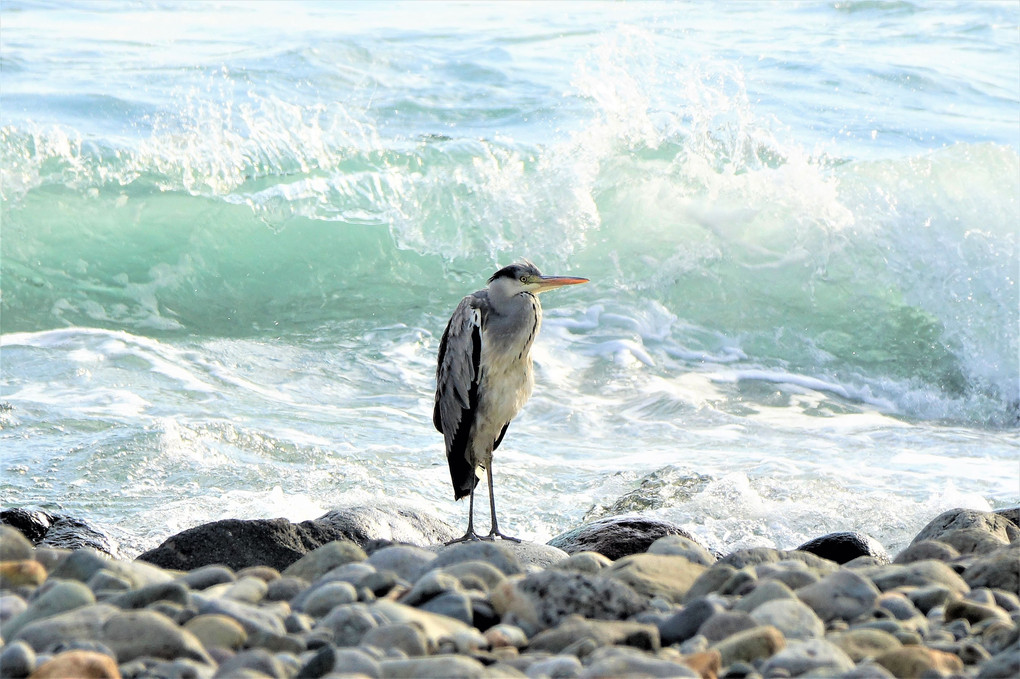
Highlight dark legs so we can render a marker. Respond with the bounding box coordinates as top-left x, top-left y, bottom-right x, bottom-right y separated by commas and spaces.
445, 465, 519, 545
484, 465, 519, 542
